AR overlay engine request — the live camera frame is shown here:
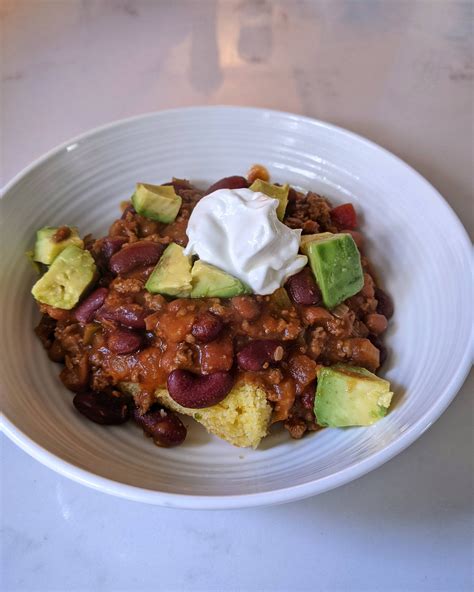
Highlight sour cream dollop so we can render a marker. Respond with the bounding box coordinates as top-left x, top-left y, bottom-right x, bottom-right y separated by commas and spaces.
184, 188, 307, 295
